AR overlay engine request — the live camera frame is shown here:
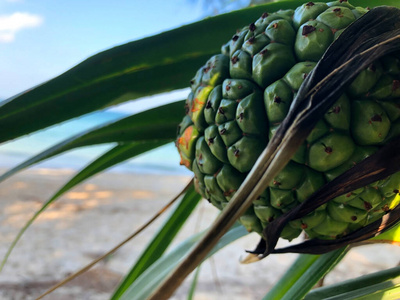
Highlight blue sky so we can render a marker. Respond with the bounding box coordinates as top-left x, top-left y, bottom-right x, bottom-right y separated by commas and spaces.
0, 0, 206, 100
